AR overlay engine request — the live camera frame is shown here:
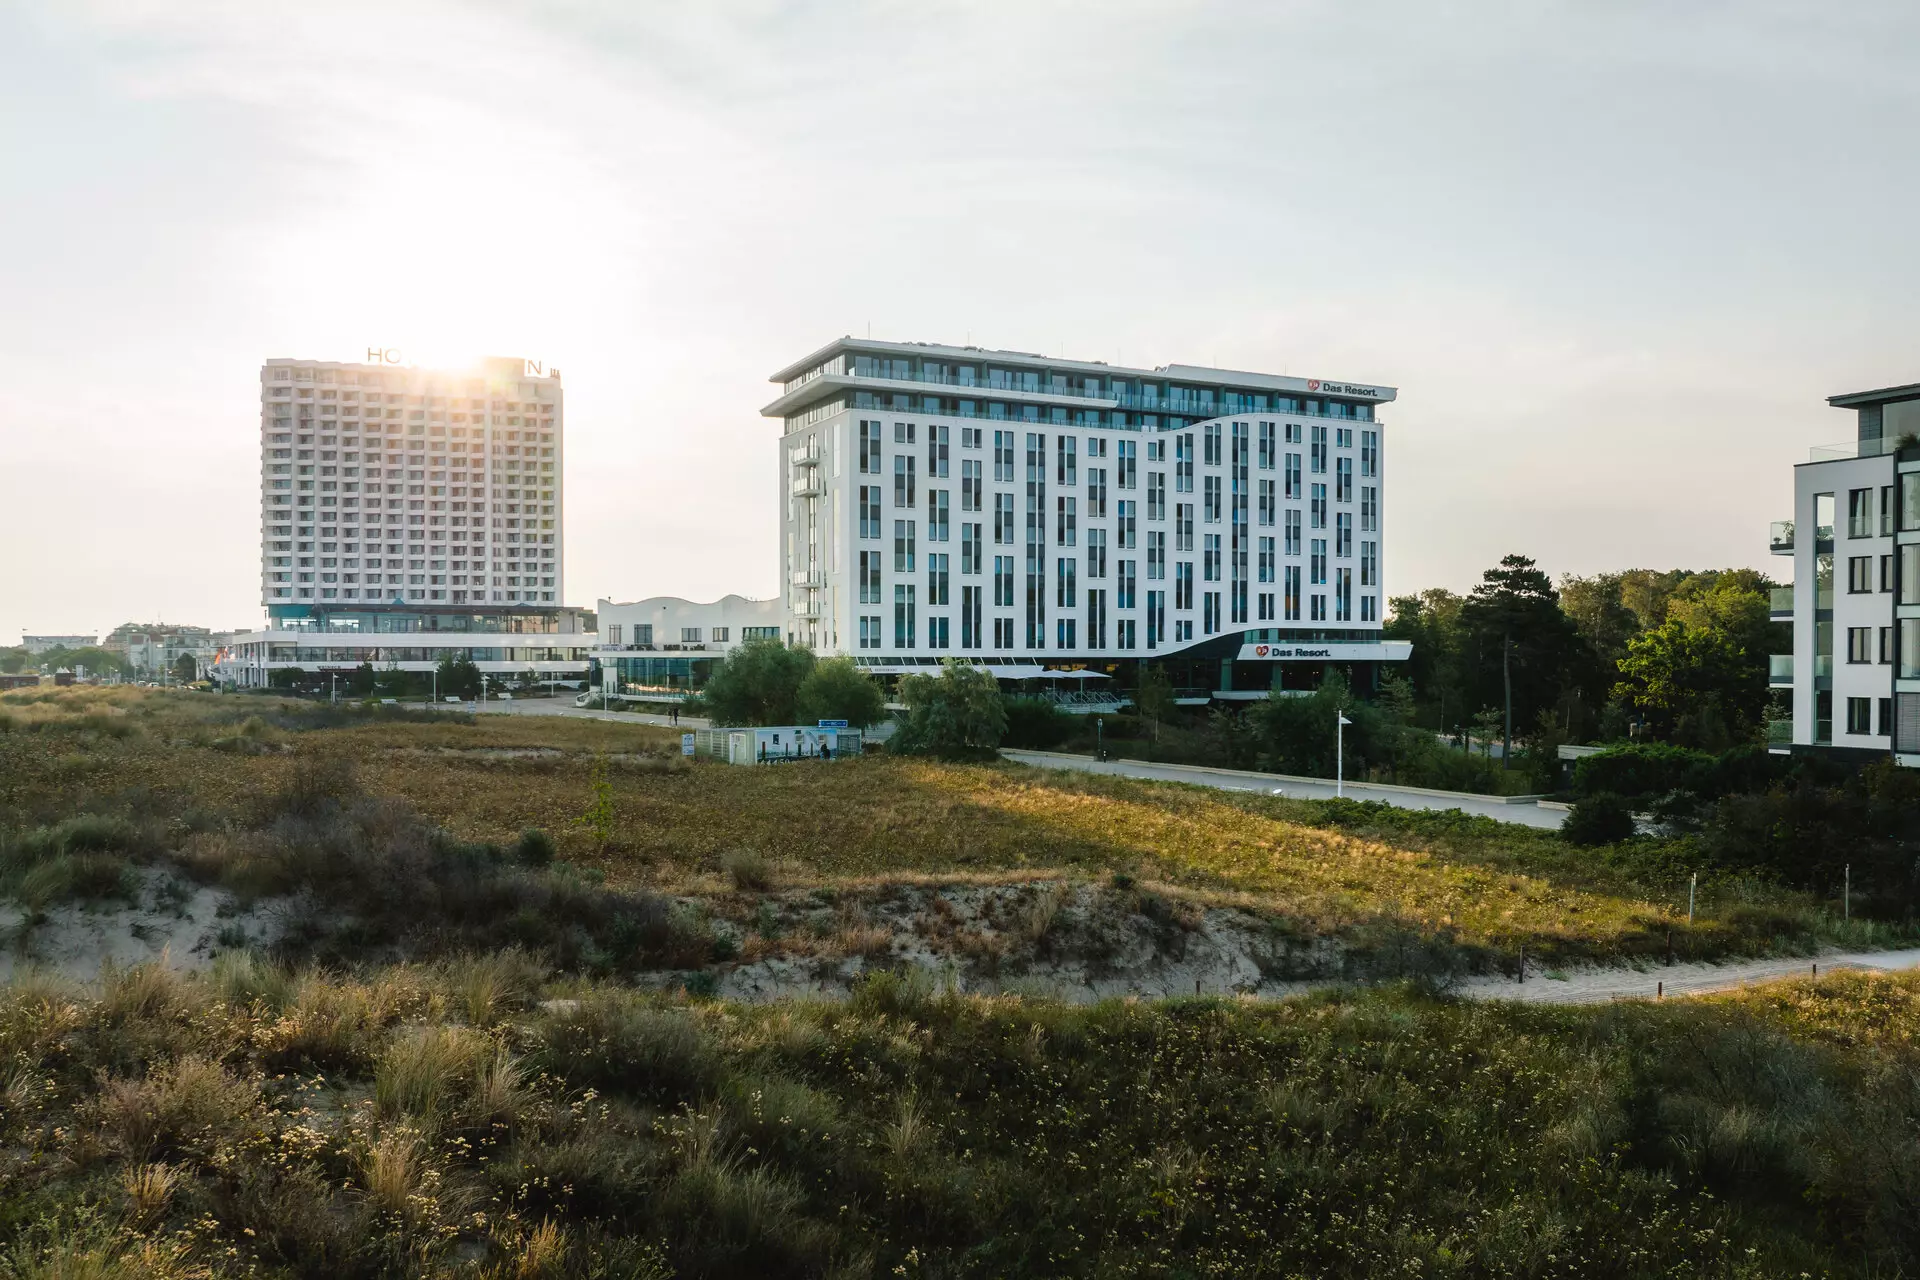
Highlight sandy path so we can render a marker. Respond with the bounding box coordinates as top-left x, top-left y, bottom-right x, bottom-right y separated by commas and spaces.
1452, 946, 1920, 1004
